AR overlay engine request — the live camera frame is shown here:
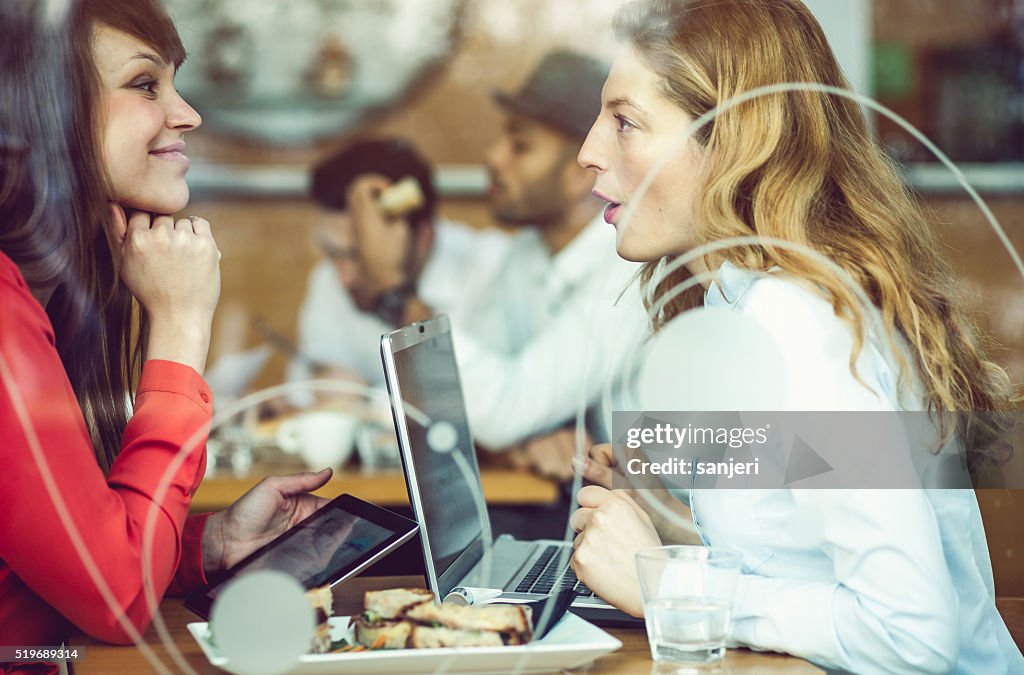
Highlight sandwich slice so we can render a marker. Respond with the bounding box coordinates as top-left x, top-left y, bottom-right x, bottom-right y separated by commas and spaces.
361, 587, 434, 620
404, 602, 533, 645
352, 588, 433, 649
352, 587, 534, 649
305, 585, 334, 654
407, 625, 505, 648
353, 616, 415, 649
